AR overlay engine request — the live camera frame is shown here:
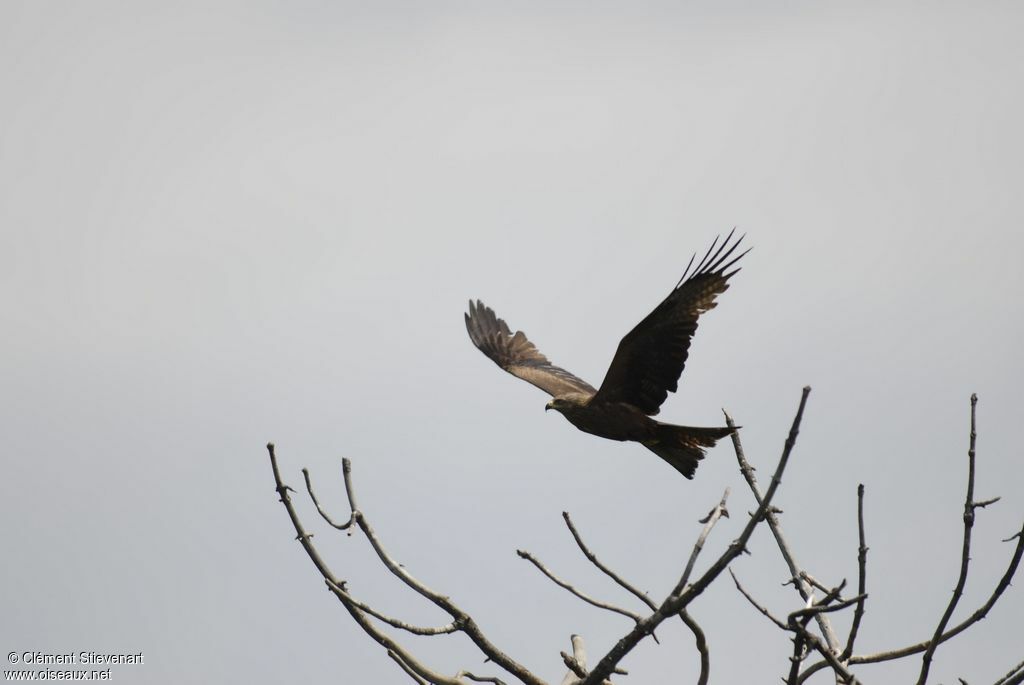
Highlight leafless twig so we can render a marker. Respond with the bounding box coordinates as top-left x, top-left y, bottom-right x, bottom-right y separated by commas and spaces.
678, 610, 710, 685
918, 393, 988, 685
671, 488, 731, 596
516, 549, 645, 624
666, 485, 728, 684
325, 578, 460, 636
302, 466, 355, 530
729, 569, 788, 630
562, 512, 657, 611
841, 484, 868, 661
797, 572, 839, 597
456, 671, 510, 685
558, 635, 618, 685
389, 650, 430, 685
